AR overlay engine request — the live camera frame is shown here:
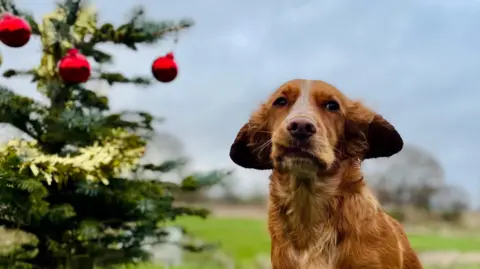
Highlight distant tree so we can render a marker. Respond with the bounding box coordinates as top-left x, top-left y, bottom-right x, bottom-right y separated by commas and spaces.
430, 184, 470, 222
364, 144, 444, 210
